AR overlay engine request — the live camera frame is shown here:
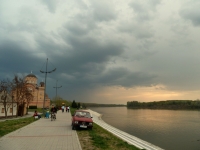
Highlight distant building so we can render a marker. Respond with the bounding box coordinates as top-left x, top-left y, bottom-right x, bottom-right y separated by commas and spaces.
0, 73, 50, 118
25, 73, 50, 108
